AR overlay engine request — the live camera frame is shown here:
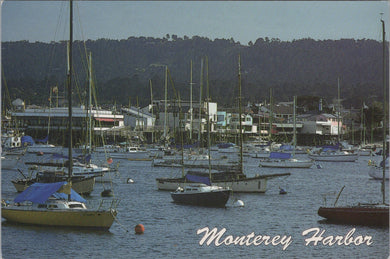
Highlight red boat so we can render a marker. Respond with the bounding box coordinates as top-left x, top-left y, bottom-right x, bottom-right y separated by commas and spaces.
318, 205, 389, 227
